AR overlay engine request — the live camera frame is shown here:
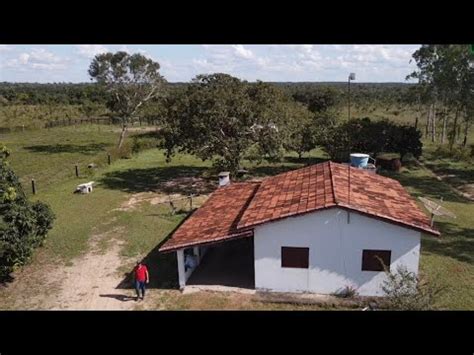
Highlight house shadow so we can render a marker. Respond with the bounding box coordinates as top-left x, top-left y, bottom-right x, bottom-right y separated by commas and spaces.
115, 210, 196, 290
98, 165, 214, 195
24, 143, 109, 155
